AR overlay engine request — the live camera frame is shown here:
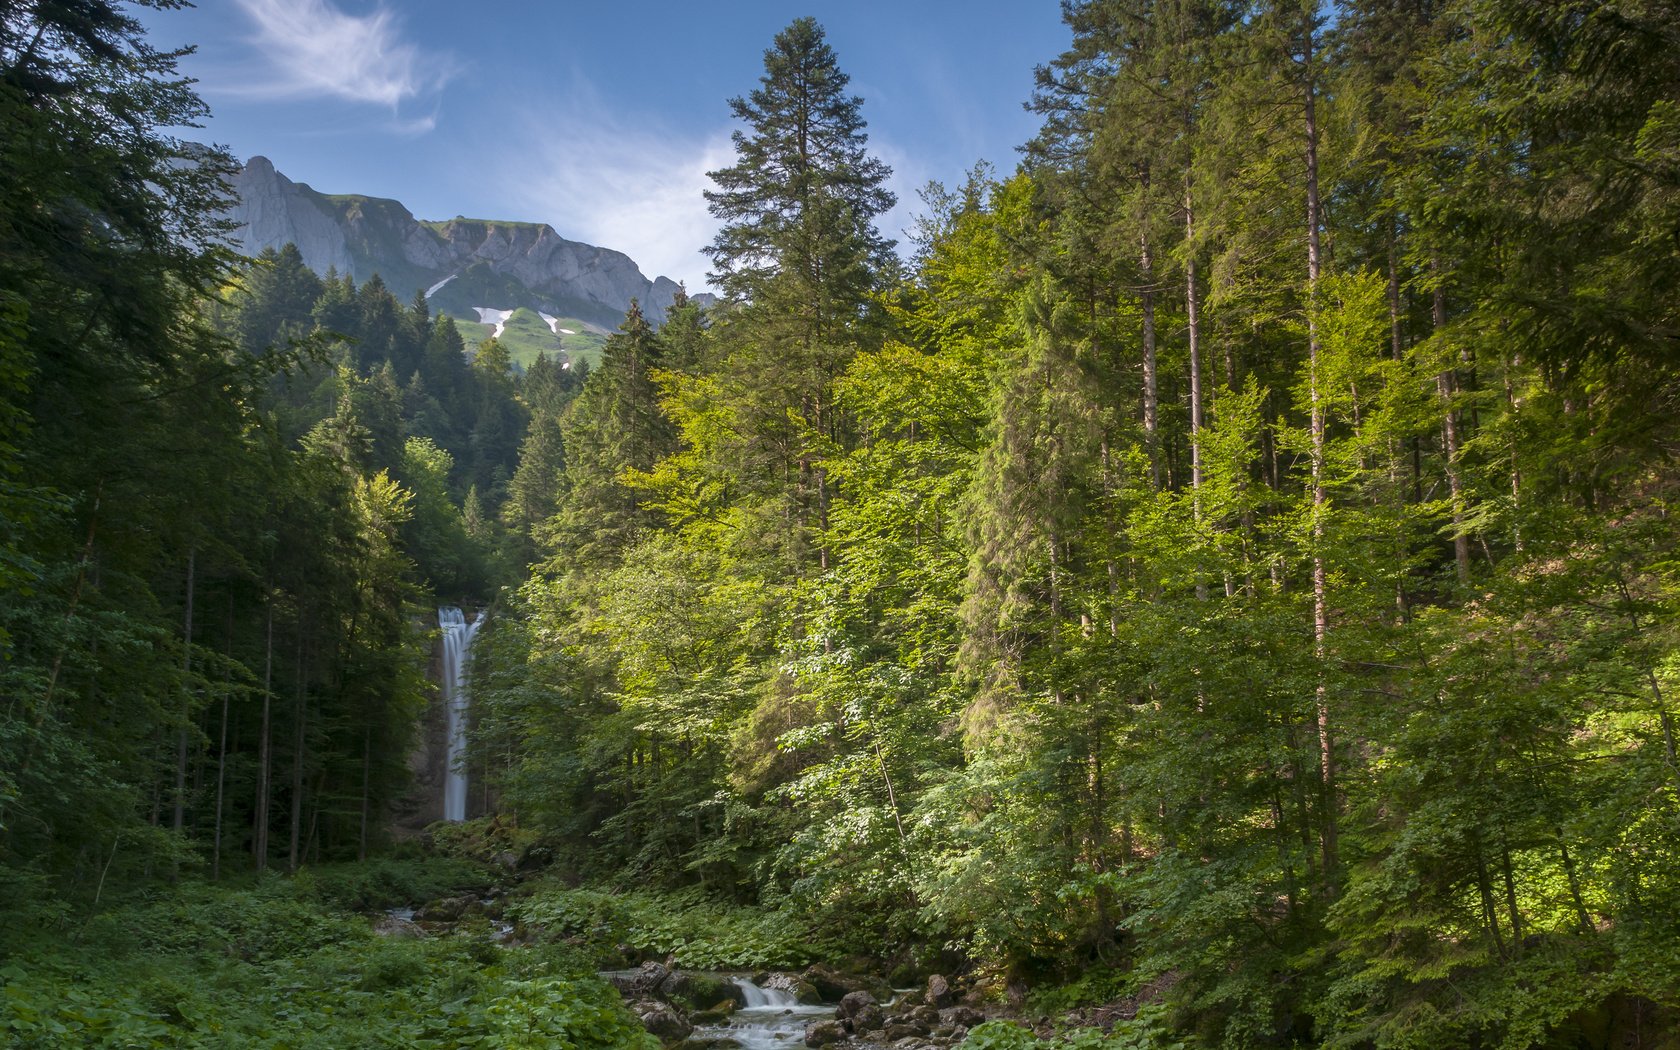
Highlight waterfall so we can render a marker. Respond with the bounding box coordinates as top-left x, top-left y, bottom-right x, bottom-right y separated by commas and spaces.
729, 977, 800, 1009
439, 606, 482, 822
